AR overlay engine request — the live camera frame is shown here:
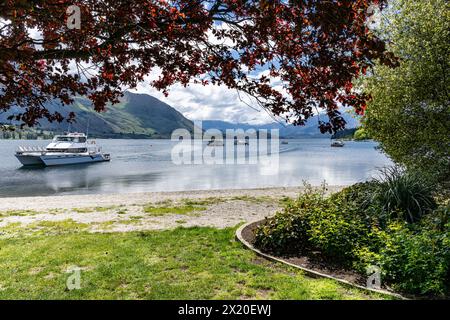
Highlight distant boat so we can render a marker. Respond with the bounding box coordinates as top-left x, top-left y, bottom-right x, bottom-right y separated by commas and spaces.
281, 141, 288, 145
207, 139, 224, 146
331, 140, 345, 147
234, 139, 249, 146
15, 133, 110, 166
